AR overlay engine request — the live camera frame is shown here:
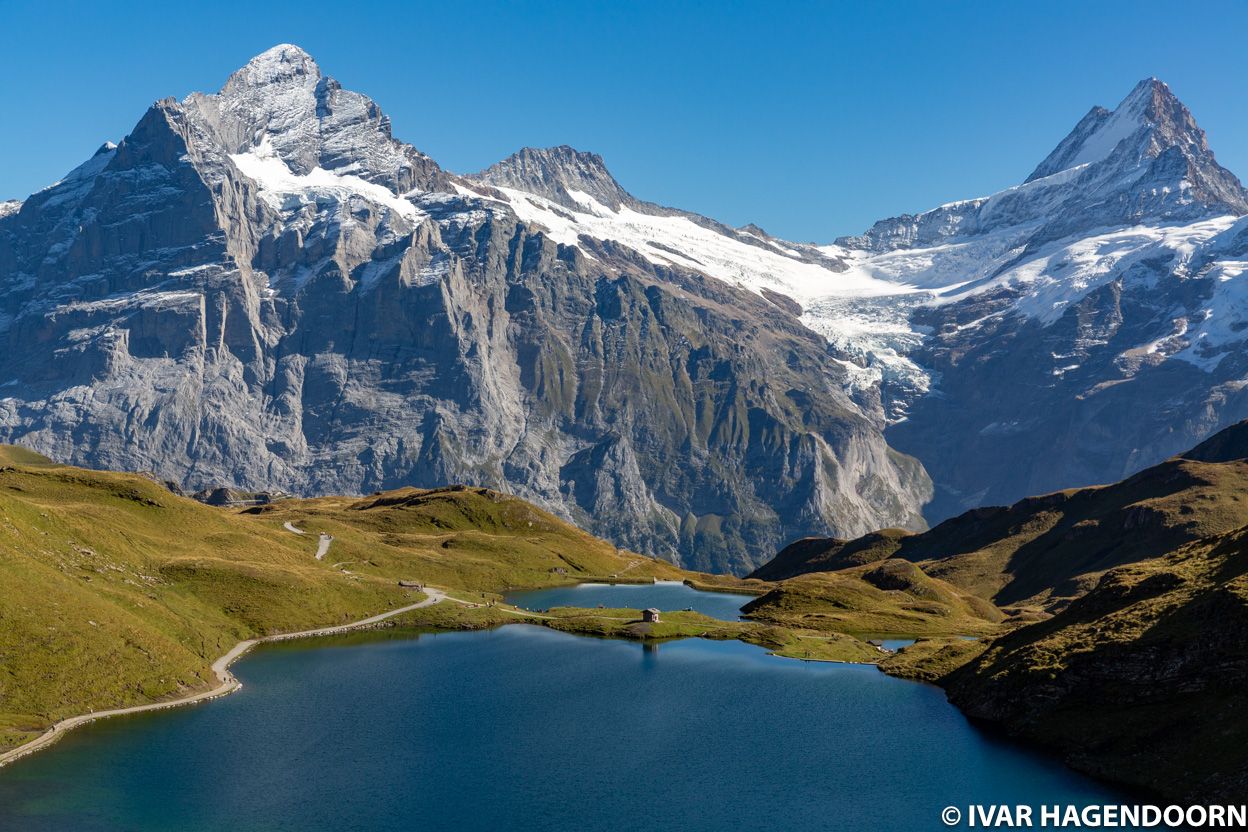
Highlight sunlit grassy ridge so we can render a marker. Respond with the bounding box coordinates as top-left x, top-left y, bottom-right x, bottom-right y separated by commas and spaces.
244, 485, 687, 591
742, 558, 1004, 637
